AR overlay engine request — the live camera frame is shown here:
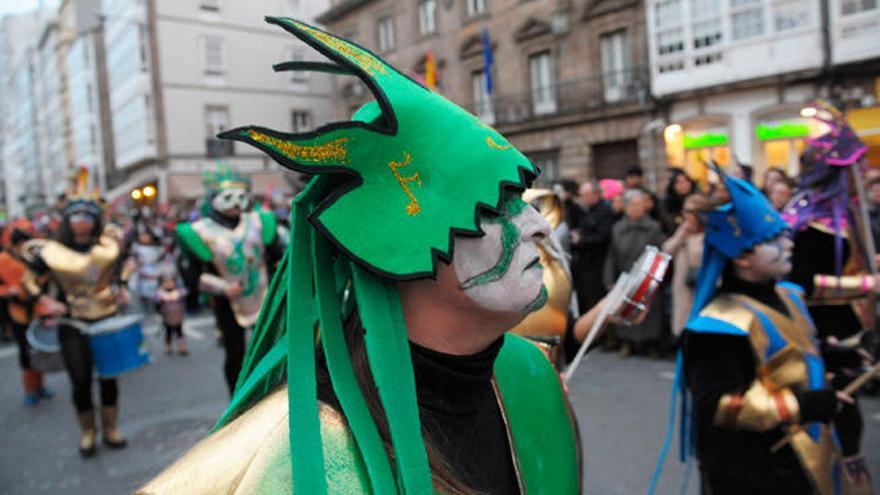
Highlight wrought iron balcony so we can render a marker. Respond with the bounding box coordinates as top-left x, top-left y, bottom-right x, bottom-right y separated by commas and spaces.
467, 66, 649, 127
